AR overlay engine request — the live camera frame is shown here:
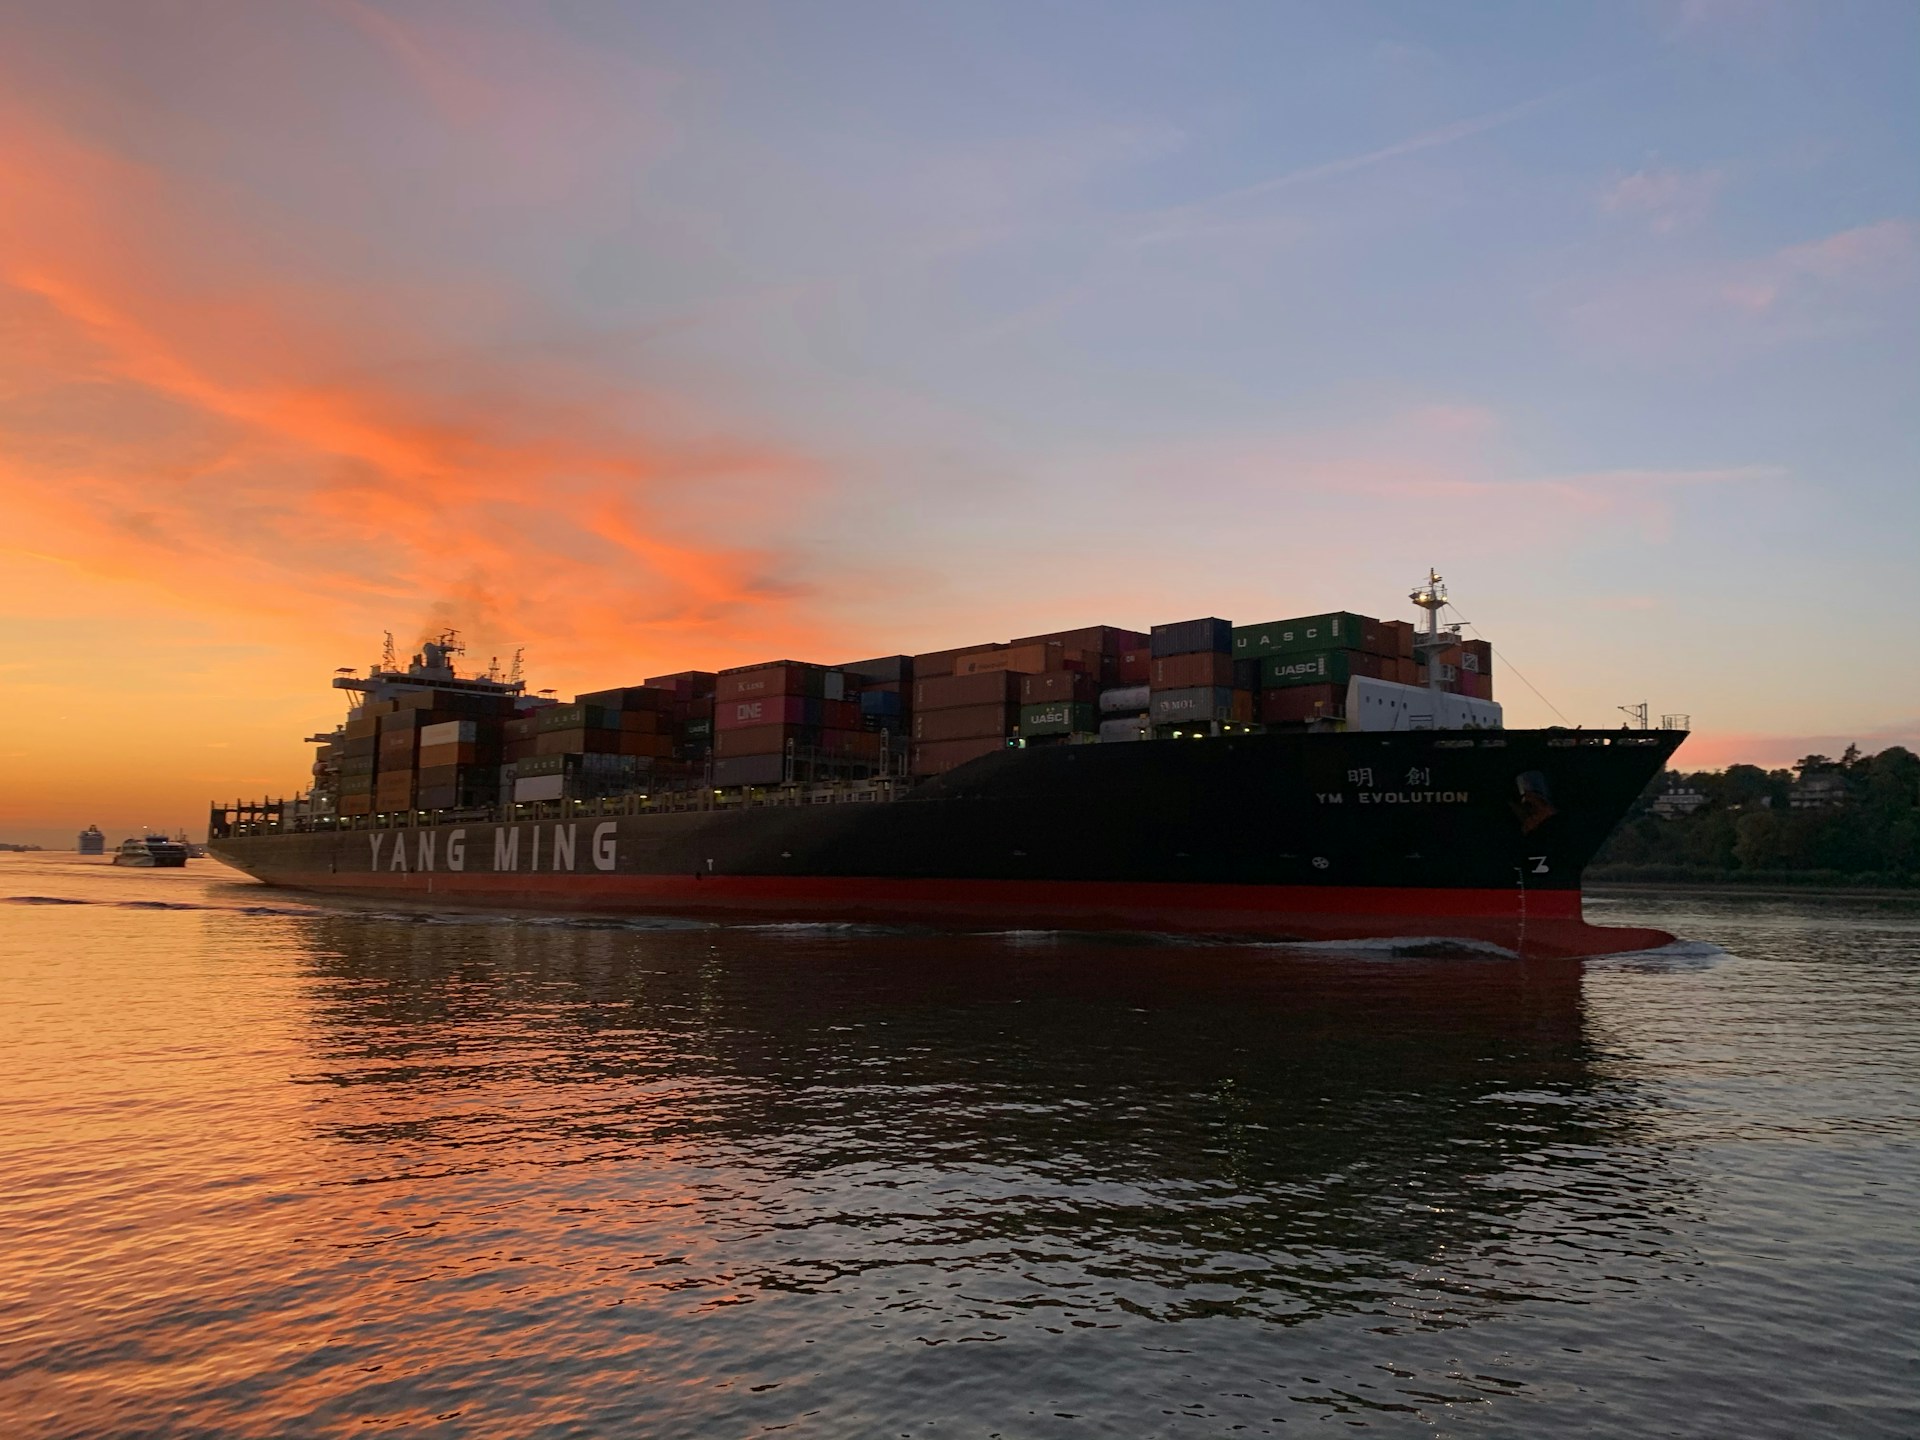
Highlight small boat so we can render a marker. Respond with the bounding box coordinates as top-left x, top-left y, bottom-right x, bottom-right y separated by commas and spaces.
114, 835, 191, 868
